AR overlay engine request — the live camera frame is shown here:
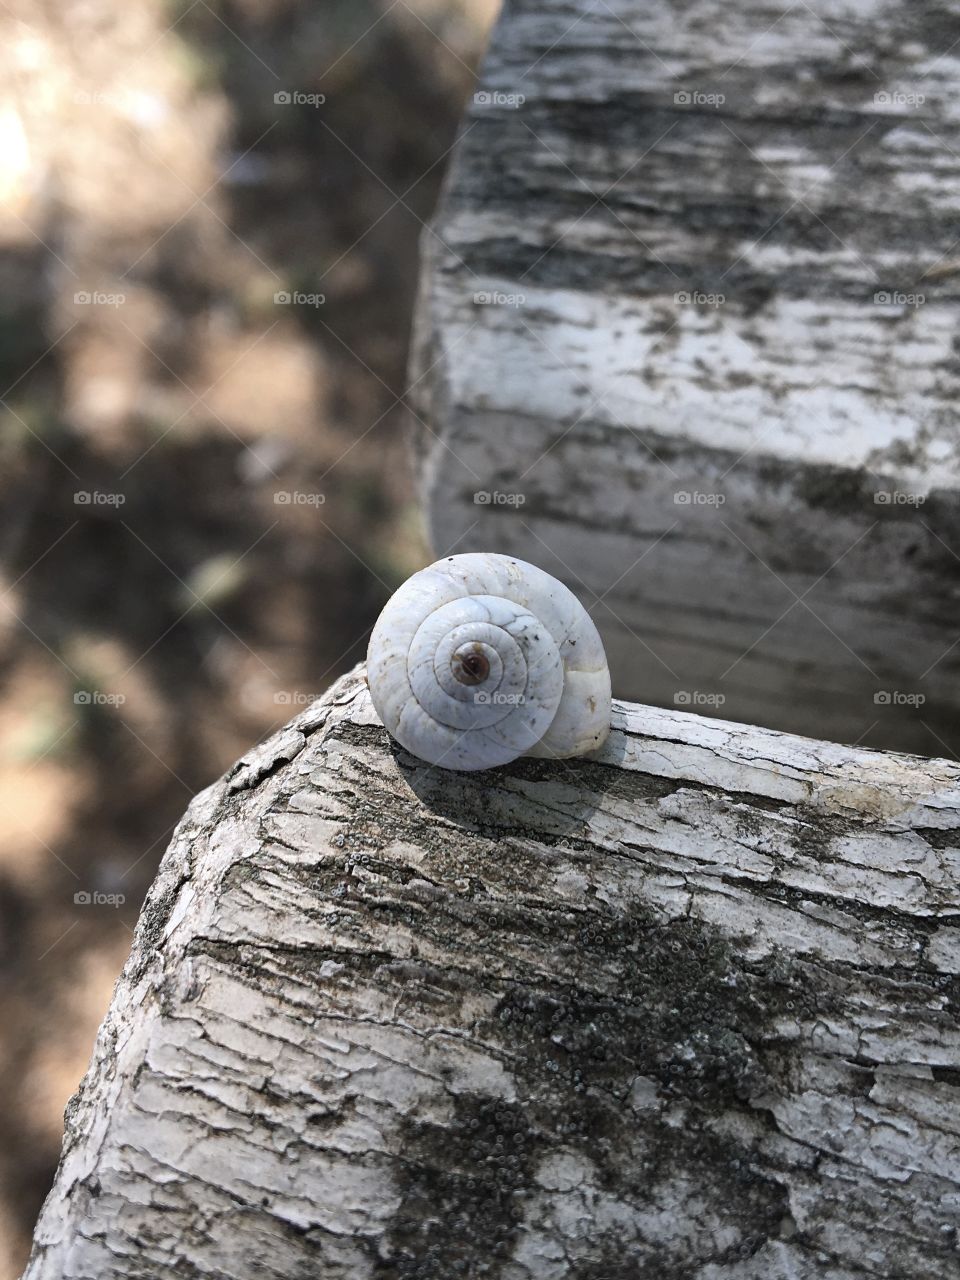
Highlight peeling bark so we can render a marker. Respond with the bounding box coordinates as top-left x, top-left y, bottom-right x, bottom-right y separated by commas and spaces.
22, 667, 960, 1279
410, 0, 960, 755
